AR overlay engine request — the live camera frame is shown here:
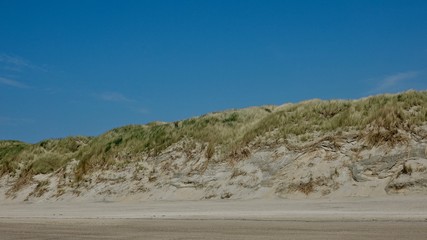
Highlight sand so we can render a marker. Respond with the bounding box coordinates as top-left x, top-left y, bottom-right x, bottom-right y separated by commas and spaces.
1, 219, 427, 240
1, 196, 427, 239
